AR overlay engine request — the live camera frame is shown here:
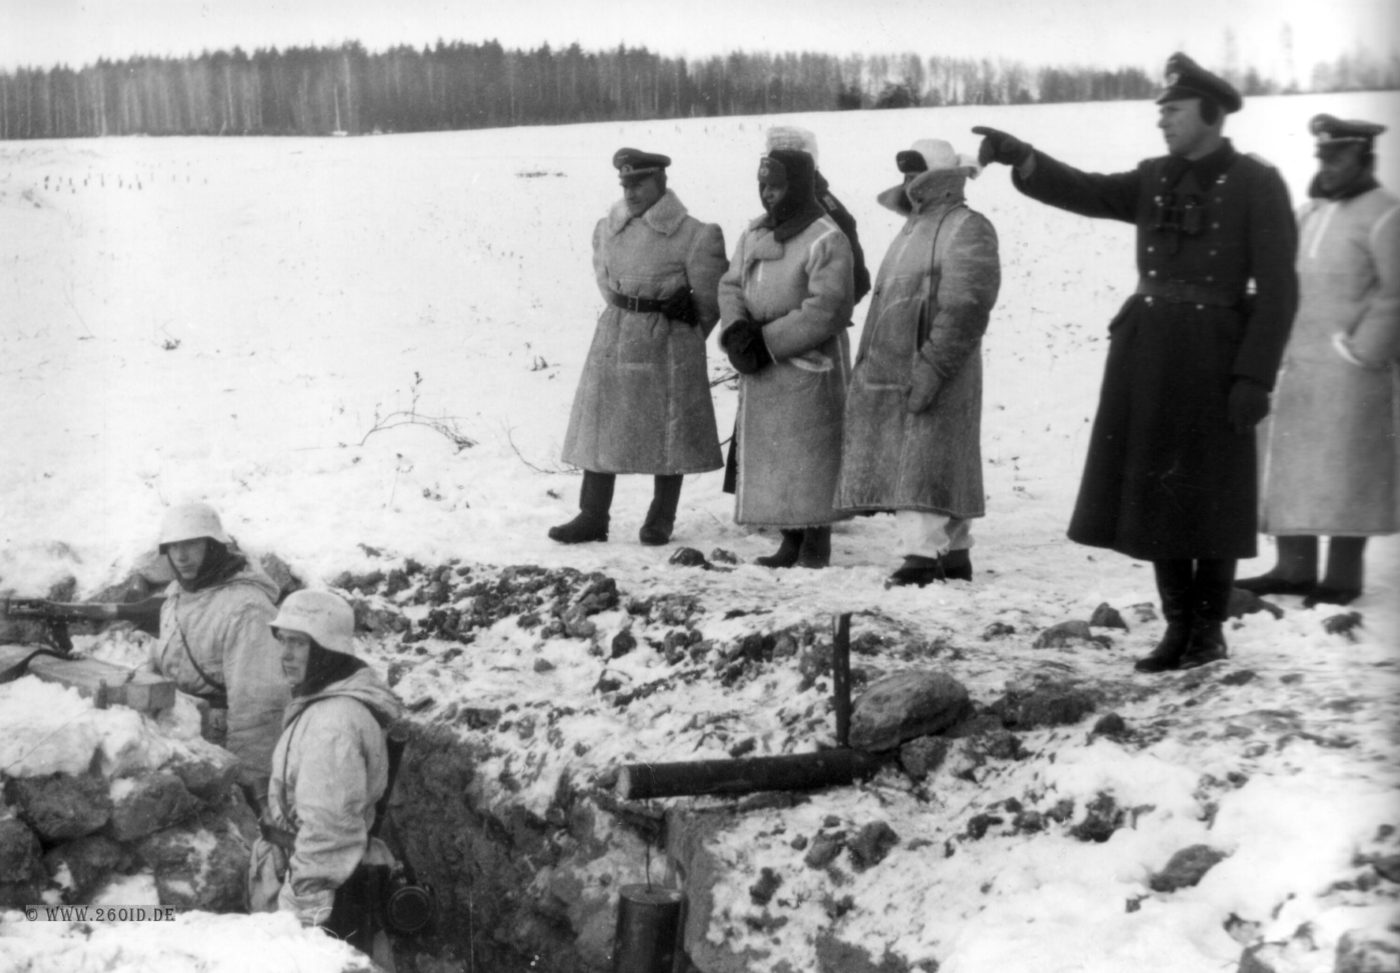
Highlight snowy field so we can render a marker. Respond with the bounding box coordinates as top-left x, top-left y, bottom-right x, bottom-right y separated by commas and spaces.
2, 91, 1399, 972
